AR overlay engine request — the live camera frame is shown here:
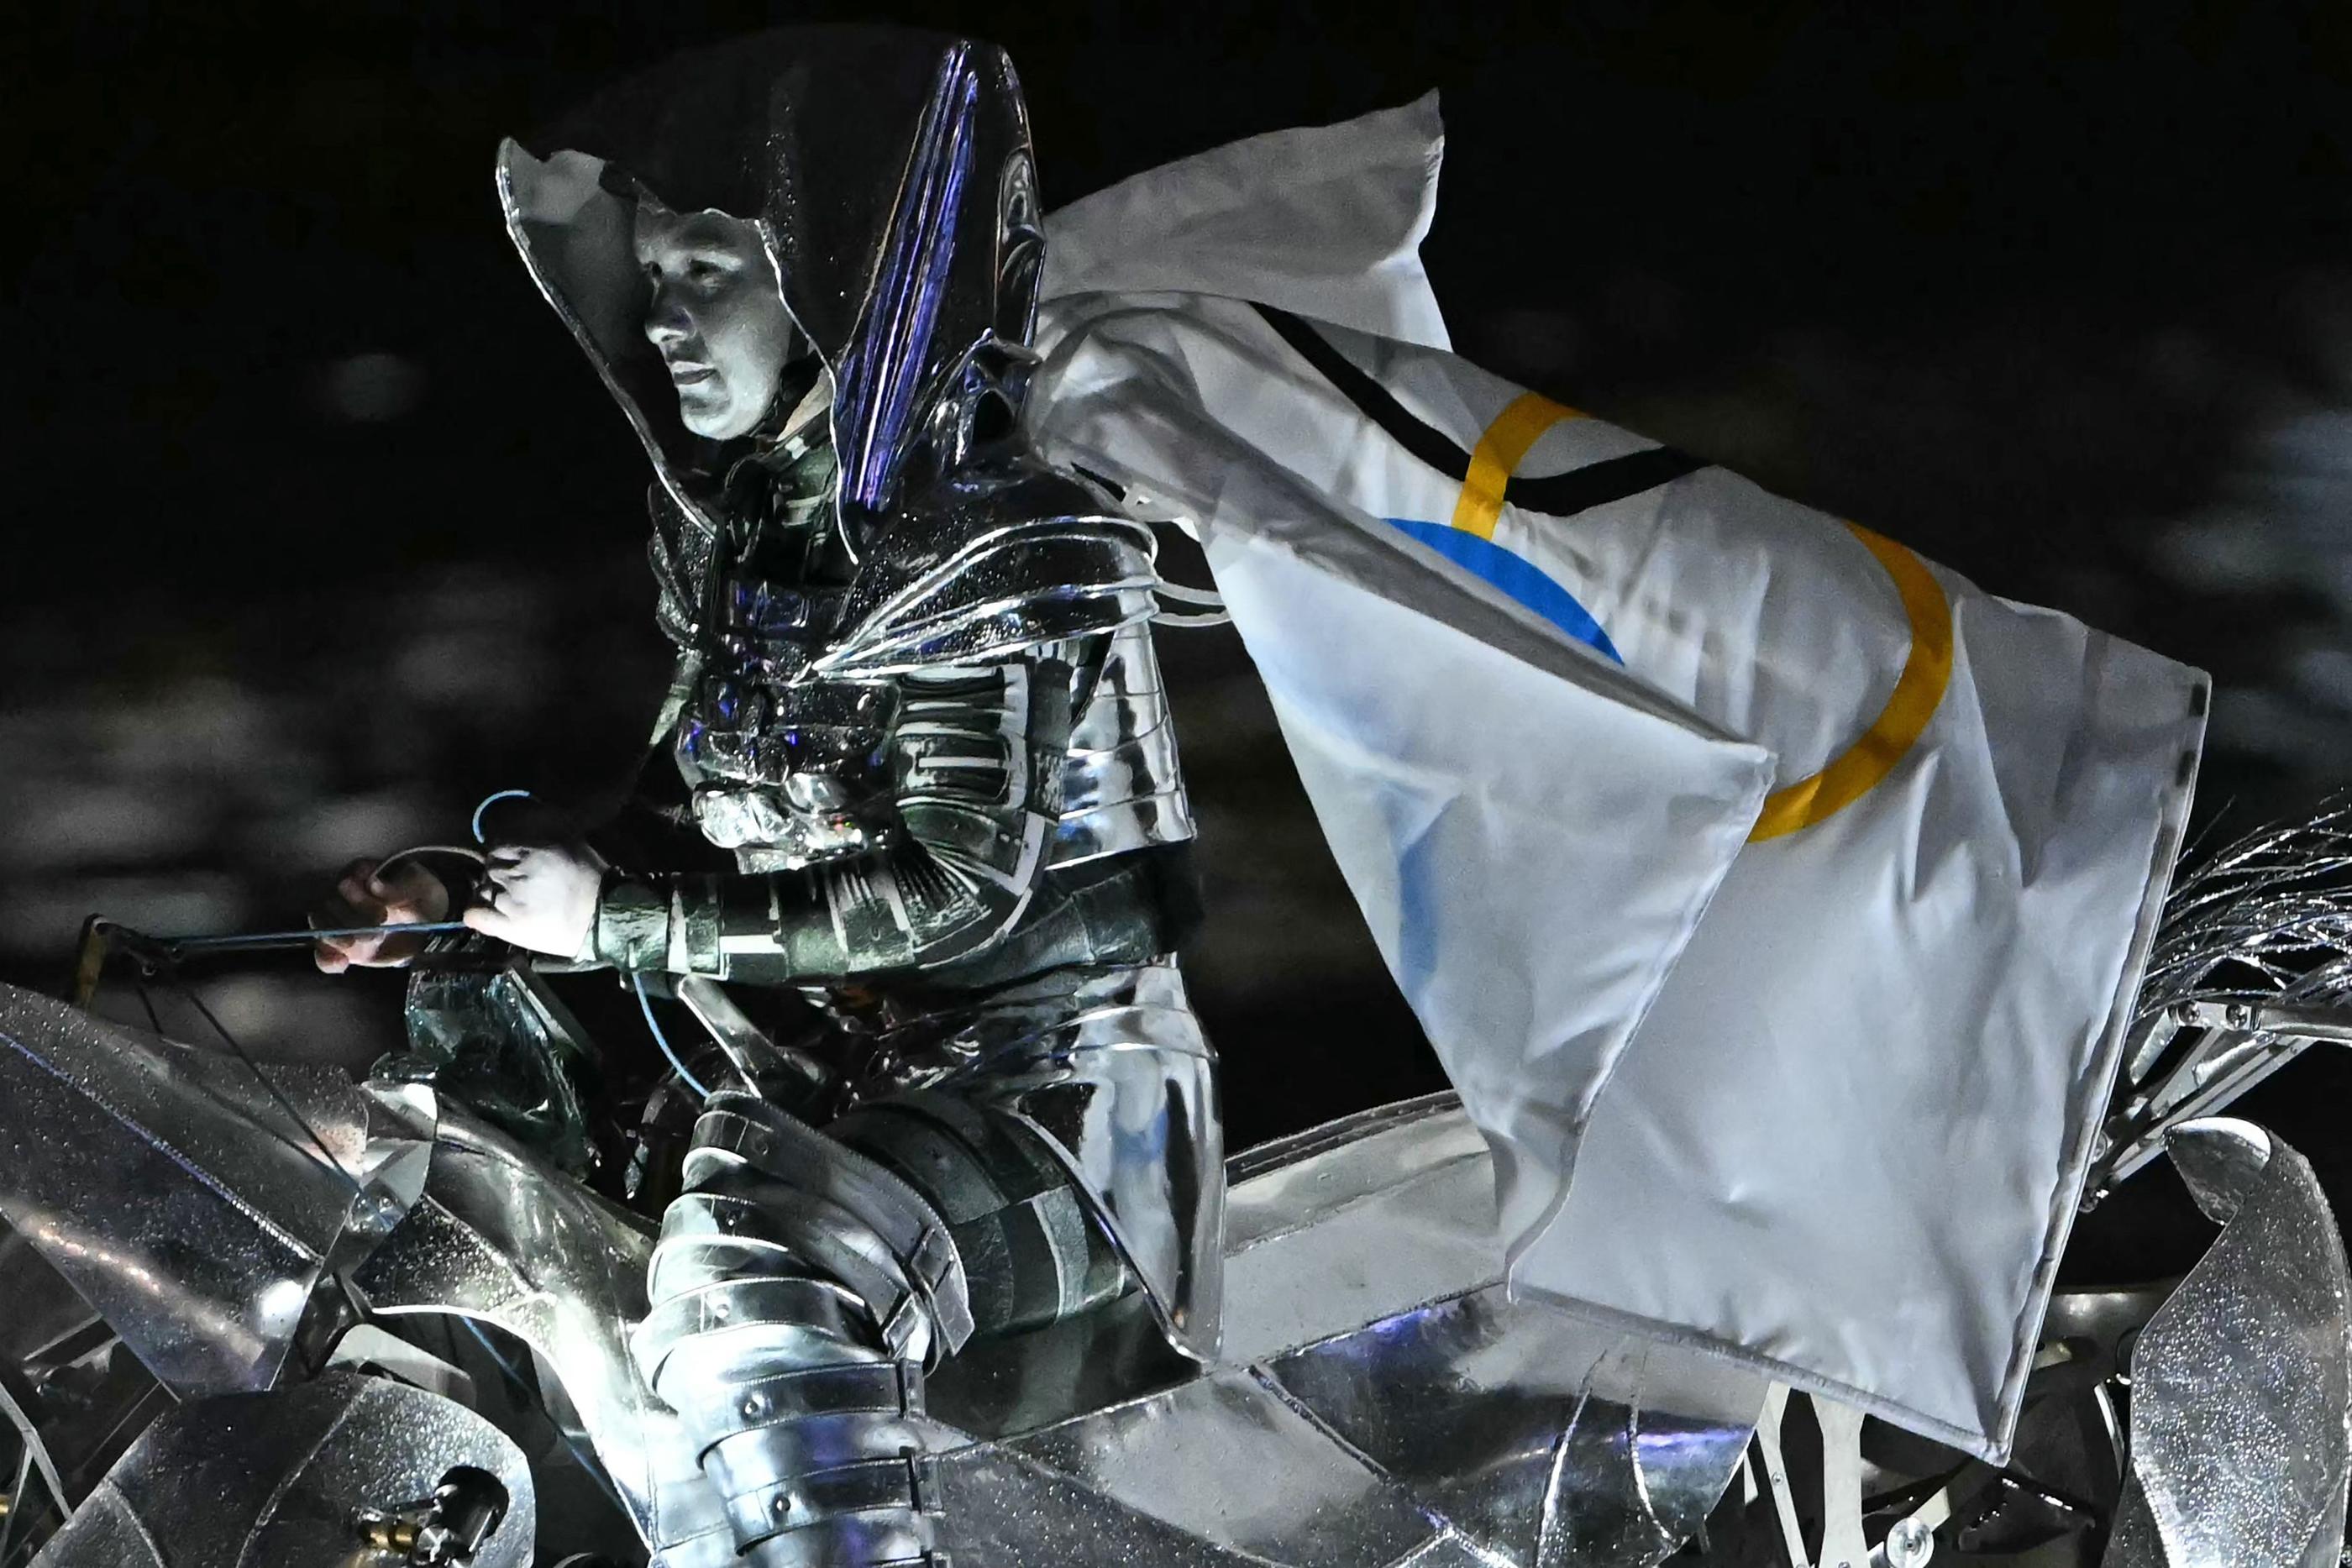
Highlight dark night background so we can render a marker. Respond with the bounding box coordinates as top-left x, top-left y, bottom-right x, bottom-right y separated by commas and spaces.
8, 1, 2352, 1279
